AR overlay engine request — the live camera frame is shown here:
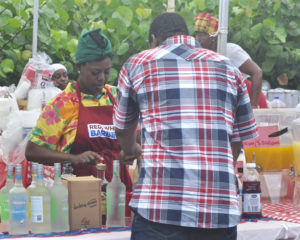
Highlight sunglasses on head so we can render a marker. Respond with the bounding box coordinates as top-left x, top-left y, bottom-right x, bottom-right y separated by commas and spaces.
89, 31, 107, 49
